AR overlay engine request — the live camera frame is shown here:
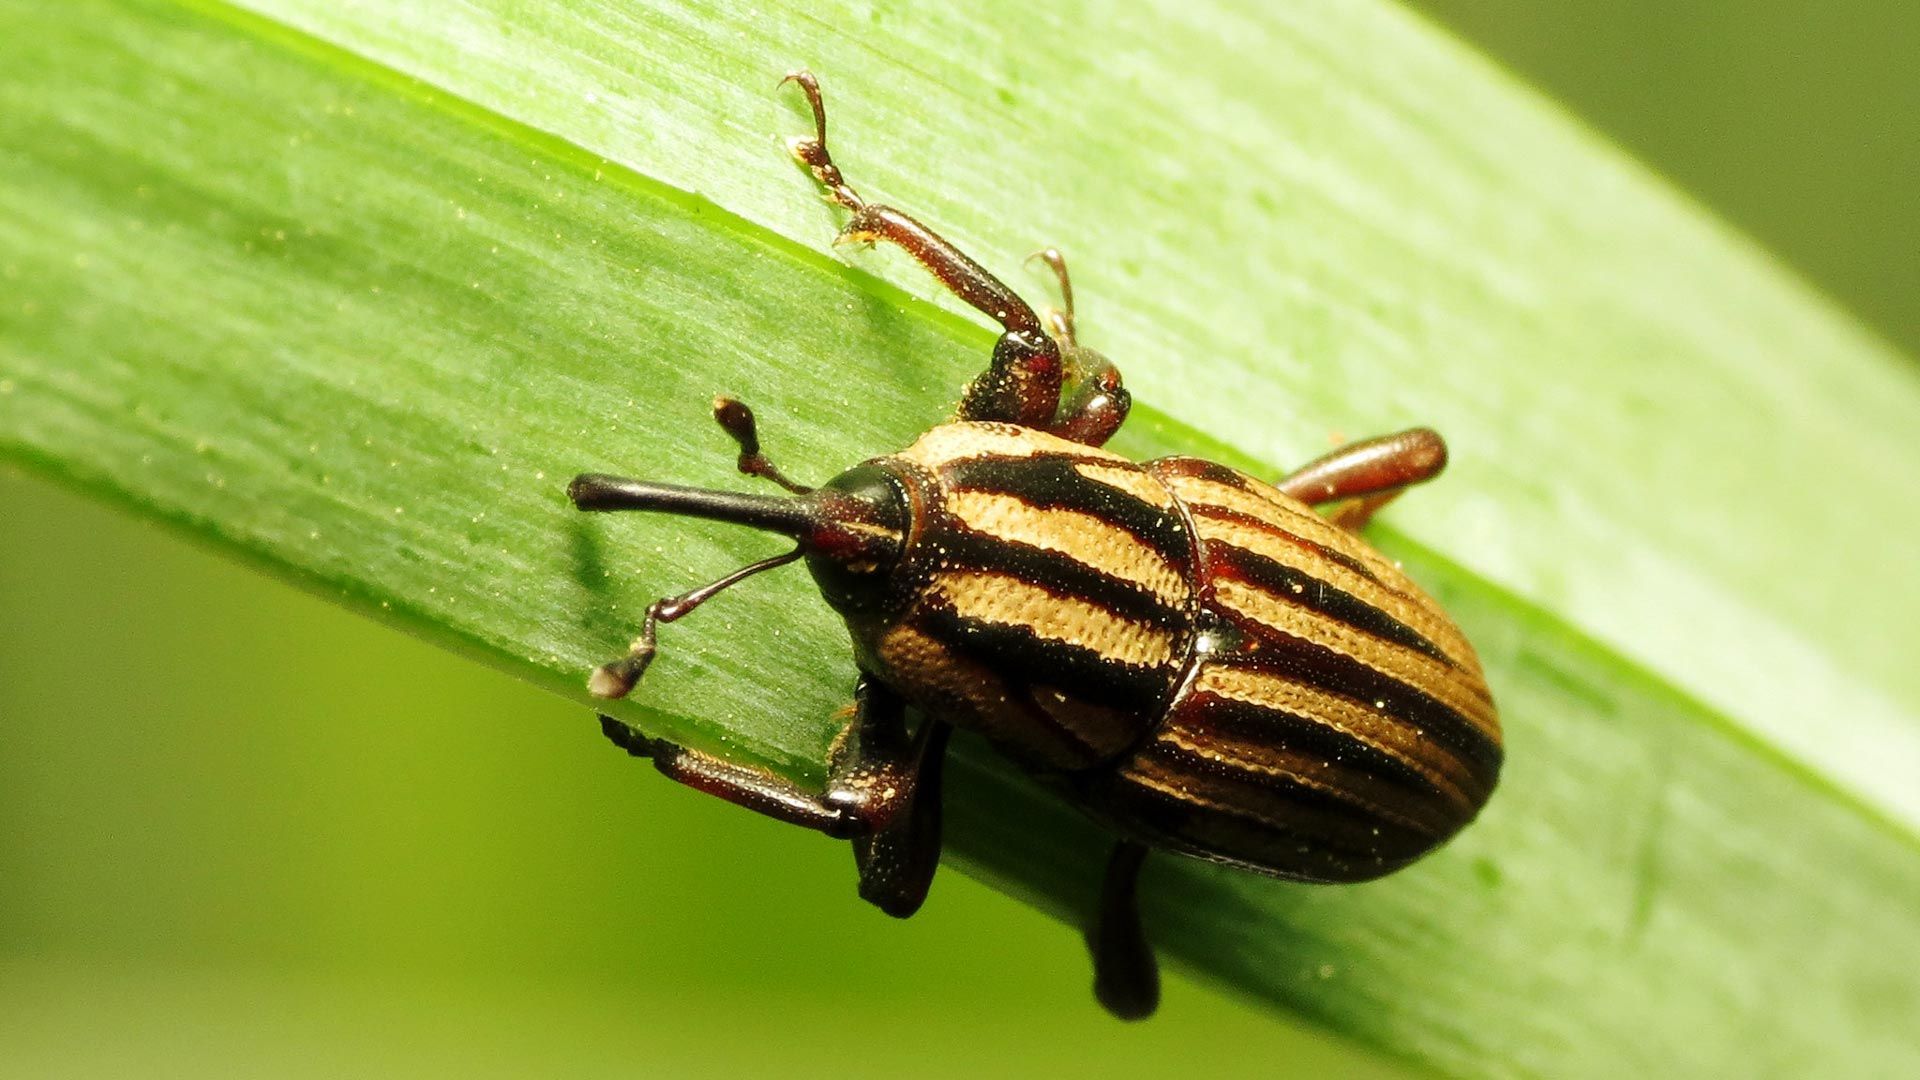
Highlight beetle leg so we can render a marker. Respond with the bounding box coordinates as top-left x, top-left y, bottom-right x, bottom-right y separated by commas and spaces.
1025, 247, 1131, 448
834, 687, 953, 918
598, 675, 950, 917
1026, 247, 1078, 347
599, 712, 857, 834
1275, 427, 1449, 531
782, 71, 1064, 429
1050, 357, 1131, 448
1087, 840, 1159, 1020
